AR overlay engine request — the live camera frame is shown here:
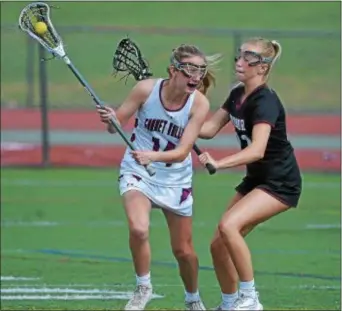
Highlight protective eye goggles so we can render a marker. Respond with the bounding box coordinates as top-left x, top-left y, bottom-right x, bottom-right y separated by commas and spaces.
235, 50, 273, 67
171, 57, 208, 79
